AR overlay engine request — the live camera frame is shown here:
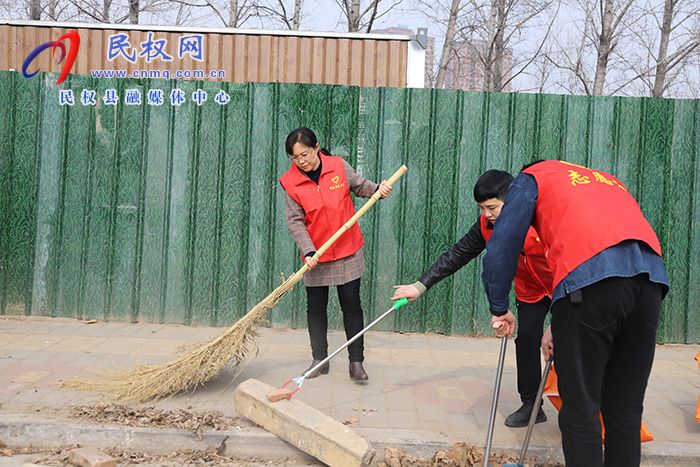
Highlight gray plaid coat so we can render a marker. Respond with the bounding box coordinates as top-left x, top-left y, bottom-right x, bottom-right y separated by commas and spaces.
283, 160, 379, 287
